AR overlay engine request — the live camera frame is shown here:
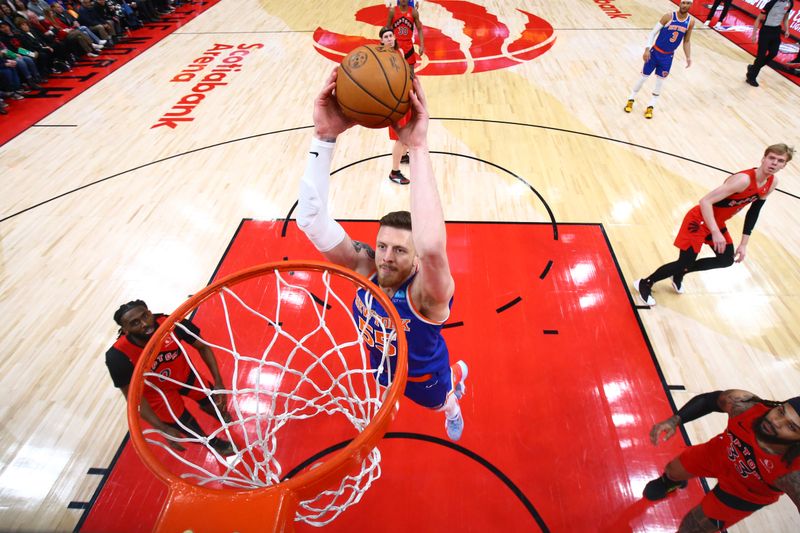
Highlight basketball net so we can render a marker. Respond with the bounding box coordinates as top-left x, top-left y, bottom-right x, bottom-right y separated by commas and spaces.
127, 262, 407, 529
